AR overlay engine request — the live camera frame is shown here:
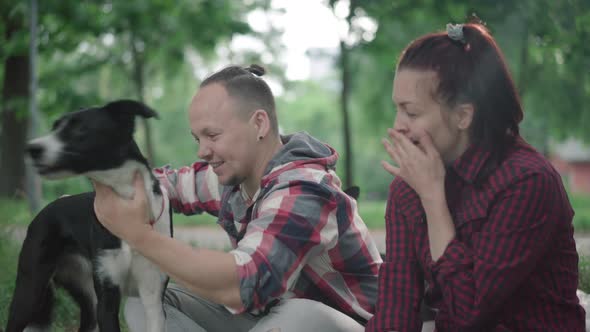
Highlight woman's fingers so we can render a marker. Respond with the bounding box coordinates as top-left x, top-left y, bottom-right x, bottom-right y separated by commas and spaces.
390, 128, 422, 157
381, 160, 400, 177
385, 136, 408, 167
